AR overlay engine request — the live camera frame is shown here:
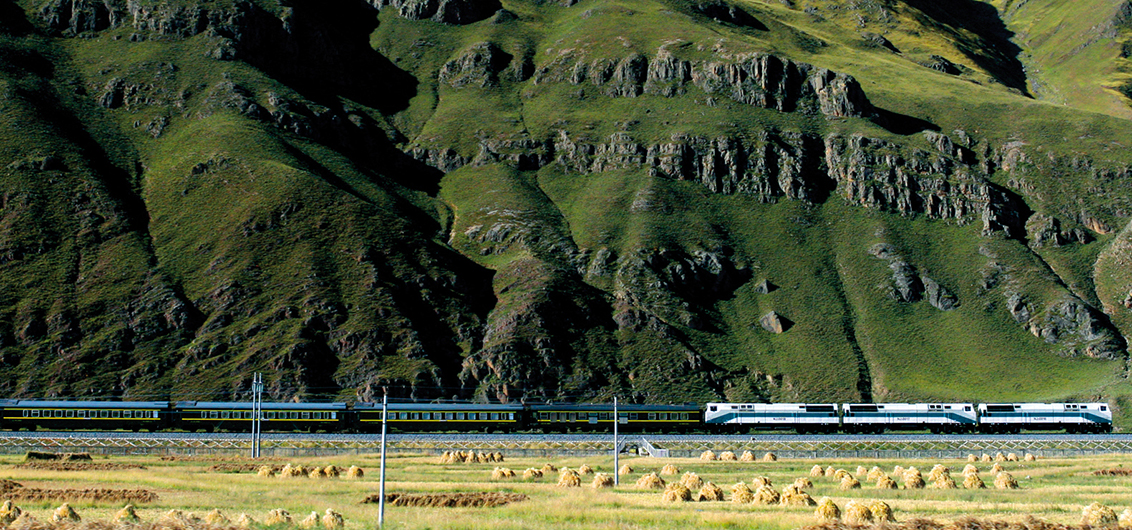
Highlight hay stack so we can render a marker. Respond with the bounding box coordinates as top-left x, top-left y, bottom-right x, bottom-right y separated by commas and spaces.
299, 511, 320, 529
160, 510, 186, 524
867, 466, 885, 482
780, 485, 815, 506
558, 469, 582, 487
794, 477, 813, 489
928, 465, 950, 483
309, 467, 327, 479
1007, 453, 1019, 462
618, 464, 633, 476
740, 451, 755, 462
967, 454, 978, 462
523, 468, 543, 480
438, 451, 454, 464
542, 463, 558, 474
810, 465, 825, 477
680, 472, 704, 490
876, 475, 898, 489
324, 465, 340, 478
700, 450, 717, 461
871, 501, 895, 523
903, 468, 925, 489
236, 514, 254, 528
479, 452, 491, 463
578, 464, 594, 476
929, 476, 957, 489
636, 473, 666, 490
493, 452, 504, 462
52, 504, 80, 523
844, 500, 873, 524
205, 509, 229, 526
995, 452, 1007, 462
833, 469, 851, 481
752, 476, 772, 489
1025, 453, 1037, 462
762, 452, 777, 462
257, 465, 276, 477
824, 466, 837, 477
963, 473, 986, 489
719, 451, 737, 462
660, 464, 681, 475
292, 465, 307, 476
991, 463, 1005, 474
839, 475, 861, 490
0, 501, 22, 526
731, 483, 755, 504
753, 485, 780, 505
491, 467, 516, 480
322, 509, 344, 530
815, 498, 840, 521
265, 509, 291, 526
1119, 509, 1132, 528
995, 472, 1019, 489
592, 473, 614, 489
347, 466, 364, 478
856, 466, 869, 477
280, 464, 295, 477
963, 464, 979, 476
1083, 503, 1119, 526
662, 484, 692, 503
981, 454, 992, 462
697, 482, 724, 502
